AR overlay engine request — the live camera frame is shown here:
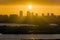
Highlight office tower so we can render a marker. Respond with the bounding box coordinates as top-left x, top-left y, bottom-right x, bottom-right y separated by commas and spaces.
27, 11, 30, 16
42, 13, 44, 16
35, 13, 38, 16
51, 13, 54, 16
47, 13, 49, 16
20, 10, 23, 16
